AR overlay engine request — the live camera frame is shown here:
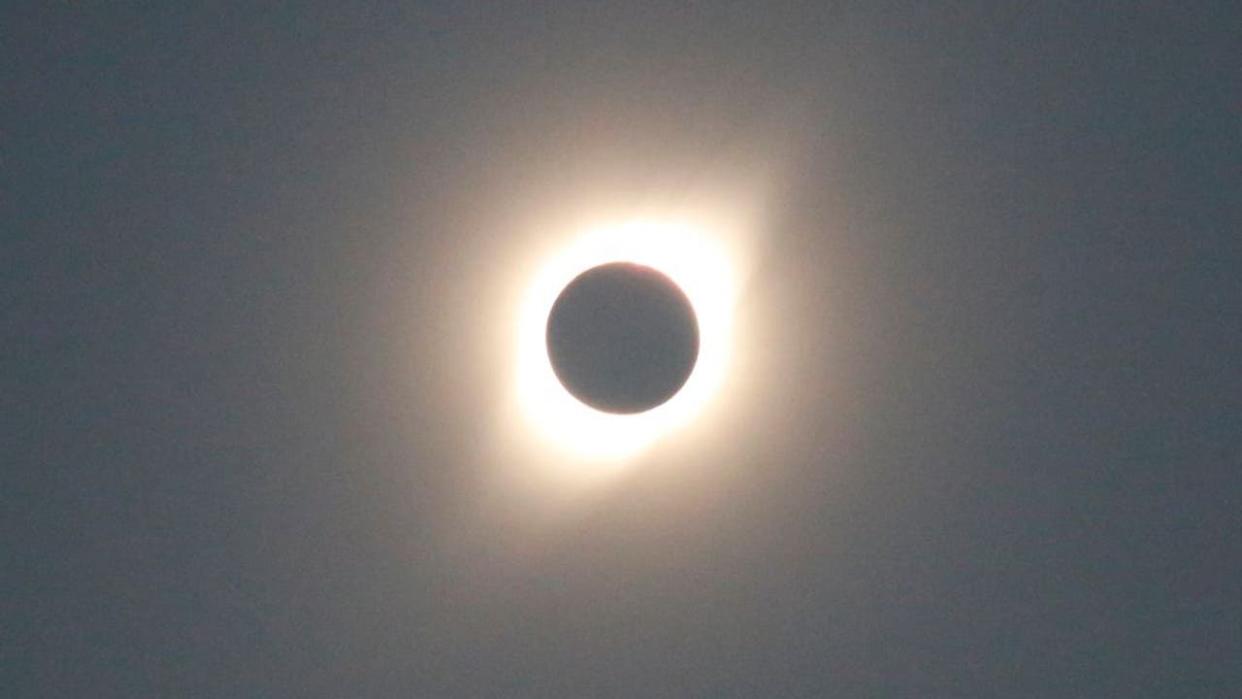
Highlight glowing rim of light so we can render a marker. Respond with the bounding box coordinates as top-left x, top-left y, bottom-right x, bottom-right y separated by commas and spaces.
514, 220, 736, 462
